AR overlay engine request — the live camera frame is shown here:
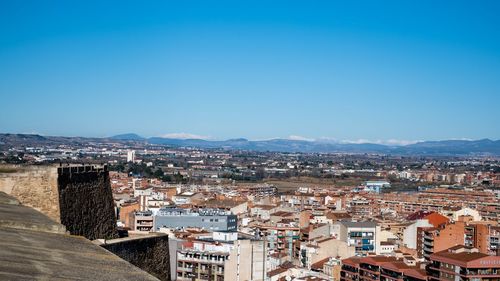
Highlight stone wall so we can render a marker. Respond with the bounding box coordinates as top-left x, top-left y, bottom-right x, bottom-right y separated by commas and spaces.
0, 191, 160, 281
101, 234, 171, 281
57, 165, 118, 240
0, 164, 118, 240
0, 165, 60, 222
